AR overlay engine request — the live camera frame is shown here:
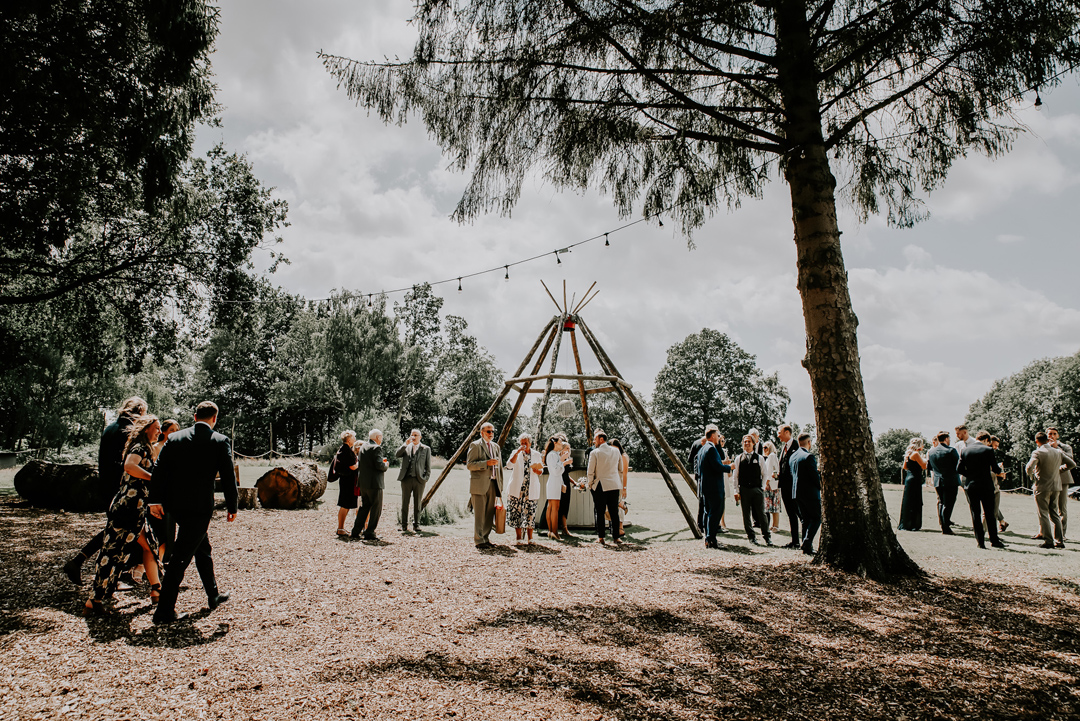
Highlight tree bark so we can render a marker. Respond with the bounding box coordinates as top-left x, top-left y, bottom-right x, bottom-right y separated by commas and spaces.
776, 0, 921, 579
14, 460, 108, 511
255, 463, 327, 509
